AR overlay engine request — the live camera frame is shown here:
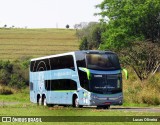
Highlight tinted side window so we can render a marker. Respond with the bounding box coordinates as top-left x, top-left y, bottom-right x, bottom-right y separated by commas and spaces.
35, 59, 51, 72
30, 61, 36, 72
78, 70, 89, 91
50, 55, 74, 70
30, 82, 33, 91
45, 79, 77, 91
31, 59, 51, 72
31, 55, 74, 72
75, 52, 89, 90
75, 52, 86, 68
